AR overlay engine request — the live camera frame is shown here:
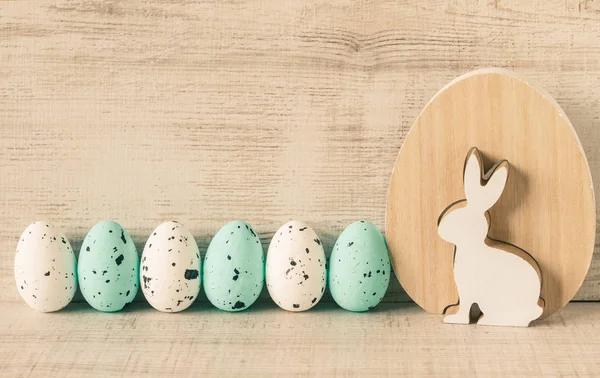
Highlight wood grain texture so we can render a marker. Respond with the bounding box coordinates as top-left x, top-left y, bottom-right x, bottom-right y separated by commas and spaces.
1, 301, 600, 376
1, 0, 600, 304
386, 70, 596, 319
